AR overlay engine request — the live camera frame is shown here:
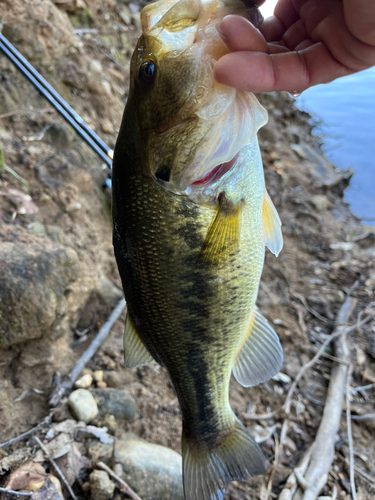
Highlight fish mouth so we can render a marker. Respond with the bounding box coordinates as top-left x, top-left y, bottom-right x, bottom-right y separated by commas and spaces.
190, 154, 238, 187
